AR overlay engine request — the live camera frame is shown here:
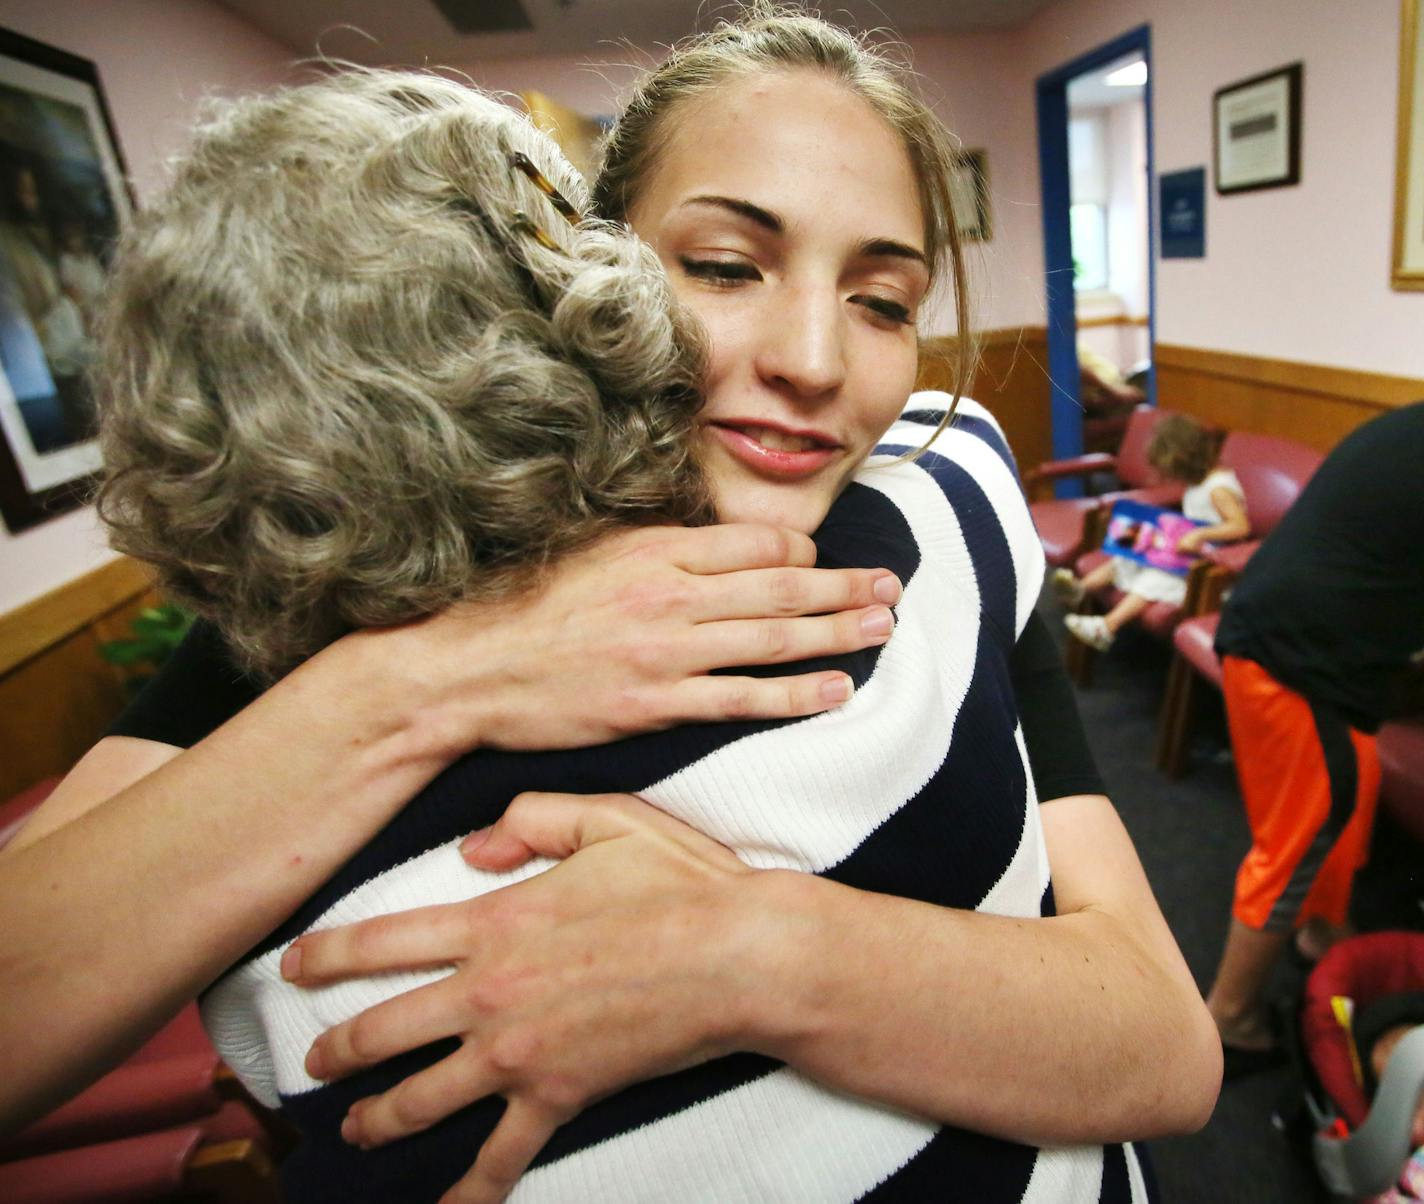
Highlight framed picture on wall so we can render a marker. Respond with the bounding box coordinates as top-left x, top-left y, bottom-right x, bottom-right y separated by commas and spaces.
1394, 0, 1424, 289
949, 148, 991, 242
0, 27, 132, 533
1213, 62, 1303, 194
